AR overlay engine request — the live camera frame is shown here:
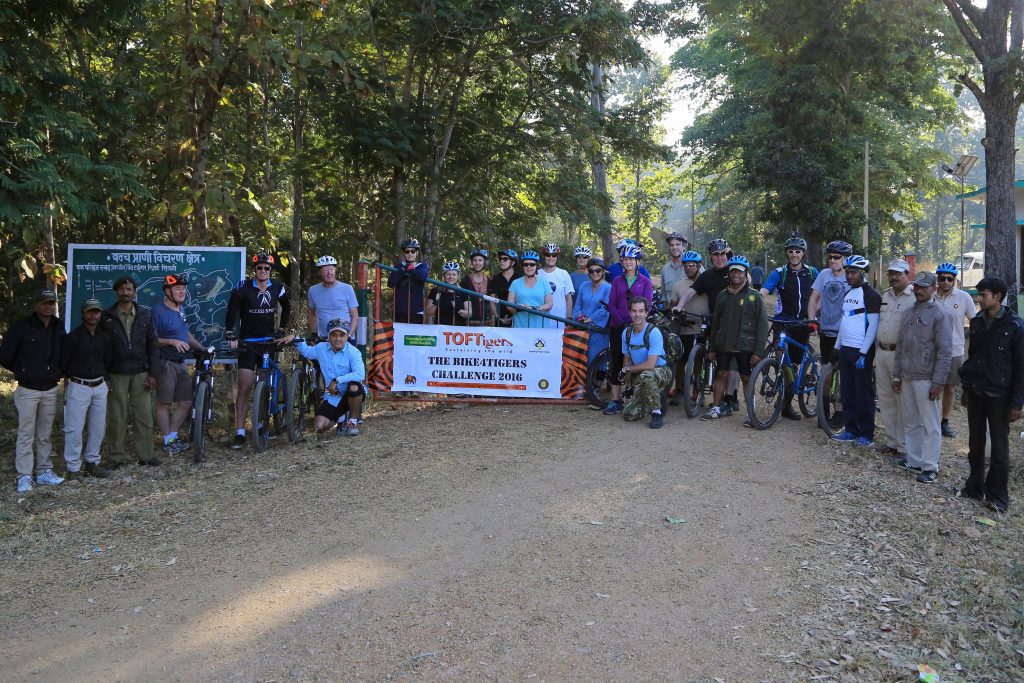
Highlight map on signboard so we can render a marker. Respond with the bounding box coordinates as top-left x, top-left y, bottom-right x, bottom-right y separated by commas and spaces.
66, 244, 246, 348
